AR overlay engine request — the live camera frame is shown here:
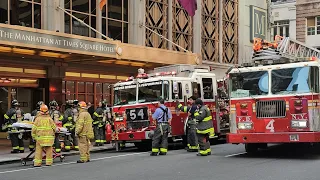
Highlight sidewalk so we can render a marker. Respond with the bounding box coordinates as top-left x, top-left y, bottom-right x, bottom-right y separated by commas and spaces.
0, 139, 117, 165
